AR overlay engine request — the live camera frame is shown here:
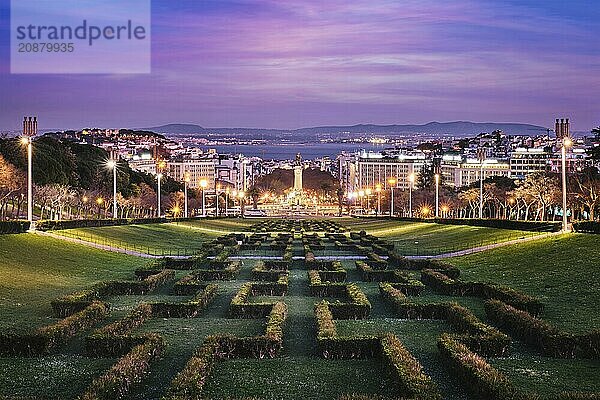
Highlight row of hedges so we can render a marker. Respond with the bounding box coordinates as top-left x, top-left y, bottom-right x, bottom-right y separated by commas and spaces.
190, 261, 241, 281
306, 260, 347, 282
51, 270, 175, 317
86, 303, 153, 357
252, 261, 289, 282
356, 261, 409, 283
387, 255, 461, 279
0, 301, 109, 356
314, 302, 440, 399
165, 302, 288, 399
35, 217, 169, 231
229, 283, 283, 318
80, 333, 165, 400
573, 221, 600, 234
380, 283, 510, 356
421, 269, 544, 316
151, 283, 219, 318
309, 273, 371, 319
485, 300, 600, 359
0, 220, 30, 234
